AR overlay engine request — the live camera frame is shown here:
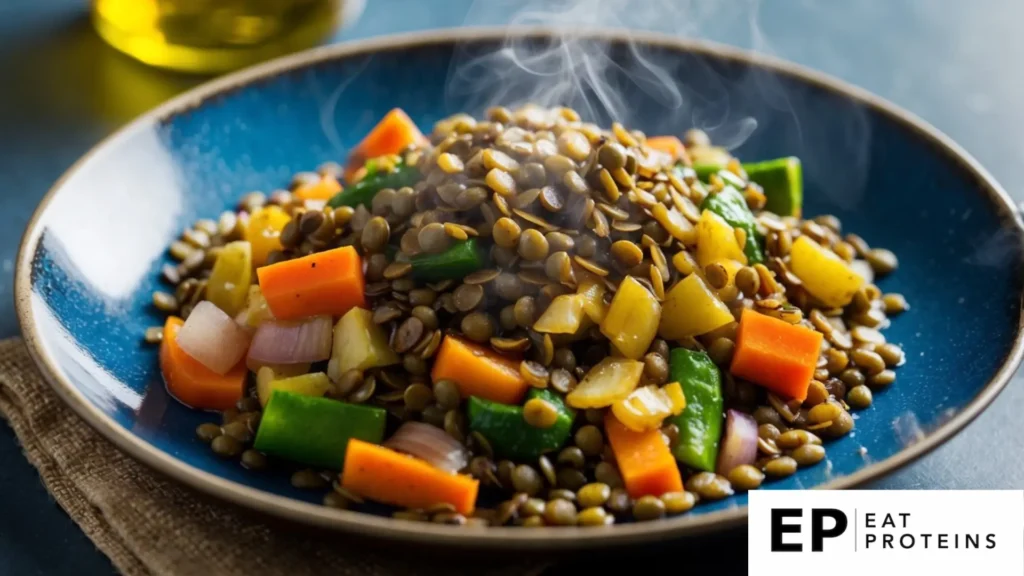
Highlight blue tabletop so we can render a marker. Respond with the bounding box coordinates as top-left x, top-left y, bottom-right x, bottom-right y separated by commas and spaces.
2, 1, 1024, 574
